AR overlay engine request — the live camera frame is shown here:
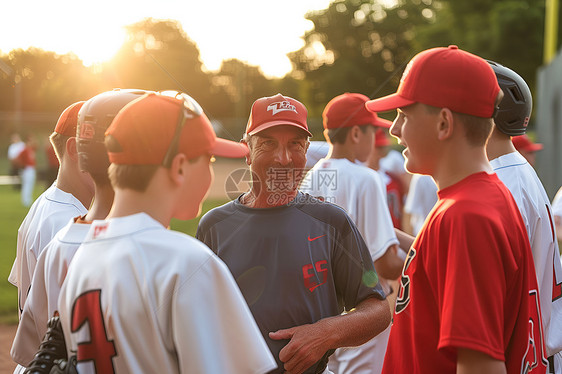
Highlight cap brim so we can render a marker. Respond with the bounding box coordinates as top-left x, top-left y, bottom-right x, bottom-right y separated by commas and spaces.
248, 120, 313, 137
366, 94, 415, 113
526, 144, 543, 152
212, 138, 249, 158
375, 117, 393, 128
